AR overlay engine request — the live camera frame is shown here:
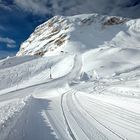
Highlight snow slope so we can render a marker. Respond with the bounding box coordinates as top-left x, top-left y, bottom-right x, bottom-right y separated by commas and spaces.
0, 13, 140, 140
17, 14, 129, 56
17, 14, 140, 77
0, 54, 75, 92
